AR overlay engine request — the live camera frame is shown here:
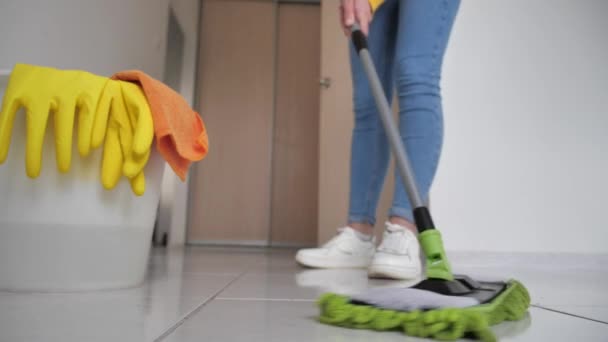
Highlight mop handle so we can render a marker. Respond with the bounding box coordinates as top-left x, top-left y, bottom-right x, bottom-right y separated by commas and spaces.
350, 24, 425, 210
